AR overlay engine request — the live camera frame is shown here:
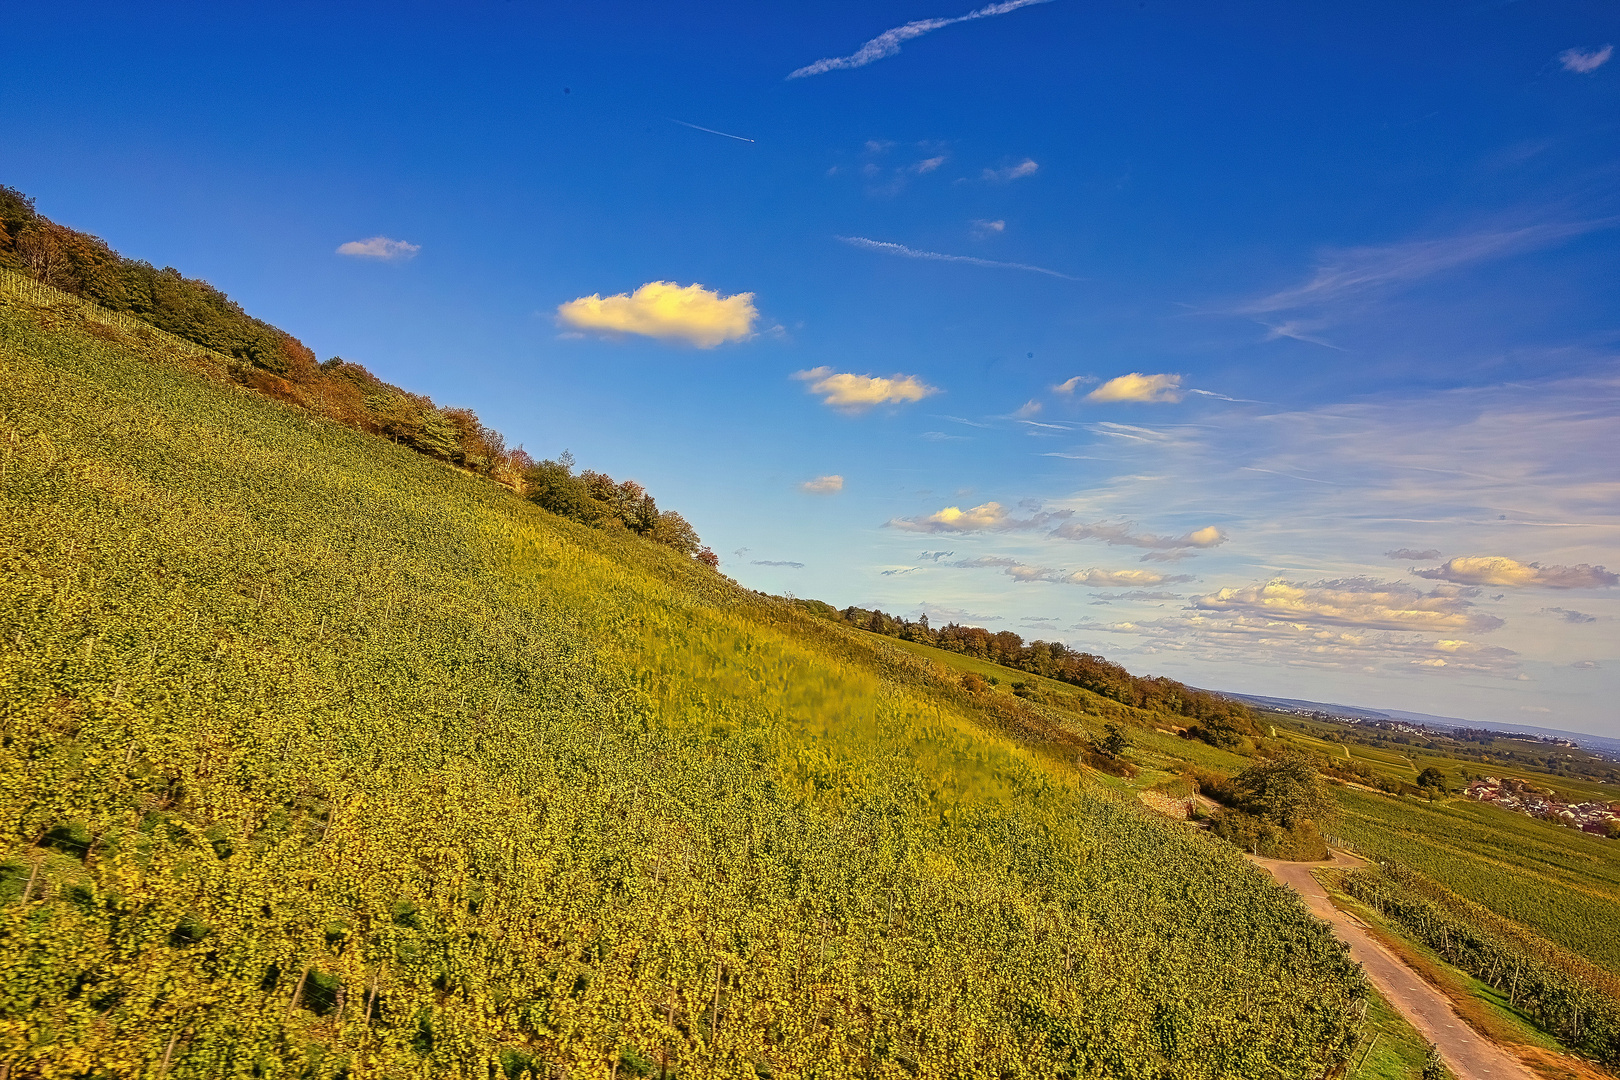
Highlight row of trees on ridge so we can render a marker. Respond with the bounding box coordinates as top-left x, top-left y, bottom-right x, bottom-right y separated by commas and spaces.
0, 185, 711, 563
